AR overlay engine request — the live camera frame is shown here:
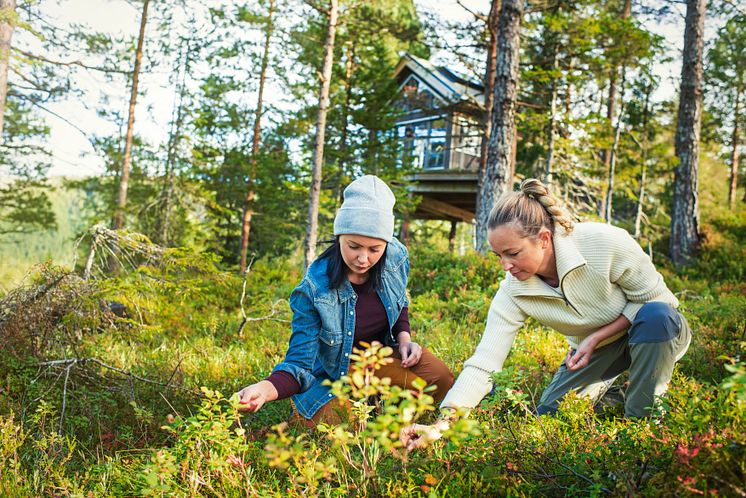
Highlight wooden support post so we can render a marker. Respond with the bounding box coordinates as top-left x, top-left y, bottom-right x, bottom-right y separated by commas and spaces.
448, 220, 458, 252
400, 216, 410, 246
